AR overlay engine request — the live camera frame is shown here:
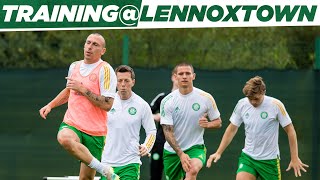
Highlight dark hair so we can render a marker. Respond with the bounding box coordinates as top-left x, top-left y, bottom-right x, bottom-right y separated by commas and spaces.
115, 65, 135, 79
